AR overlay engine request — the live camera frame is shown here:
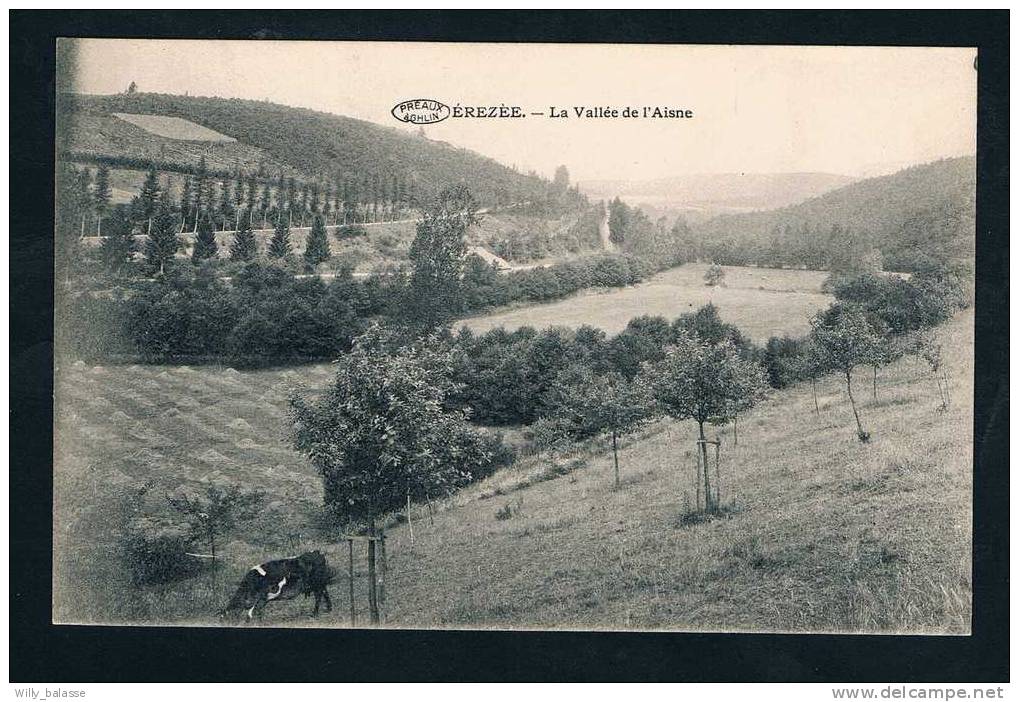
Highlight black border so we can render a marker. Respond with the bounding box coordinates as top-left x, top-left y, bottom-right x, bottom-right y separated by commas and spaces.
10, 10, 1009, 682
